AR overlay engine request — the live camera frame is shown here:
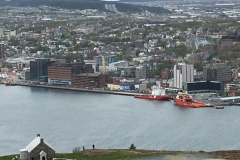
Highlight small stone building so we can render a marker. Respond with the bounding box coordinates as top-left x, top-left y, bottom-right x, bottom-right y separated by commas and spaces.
20, 134, 55, 160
